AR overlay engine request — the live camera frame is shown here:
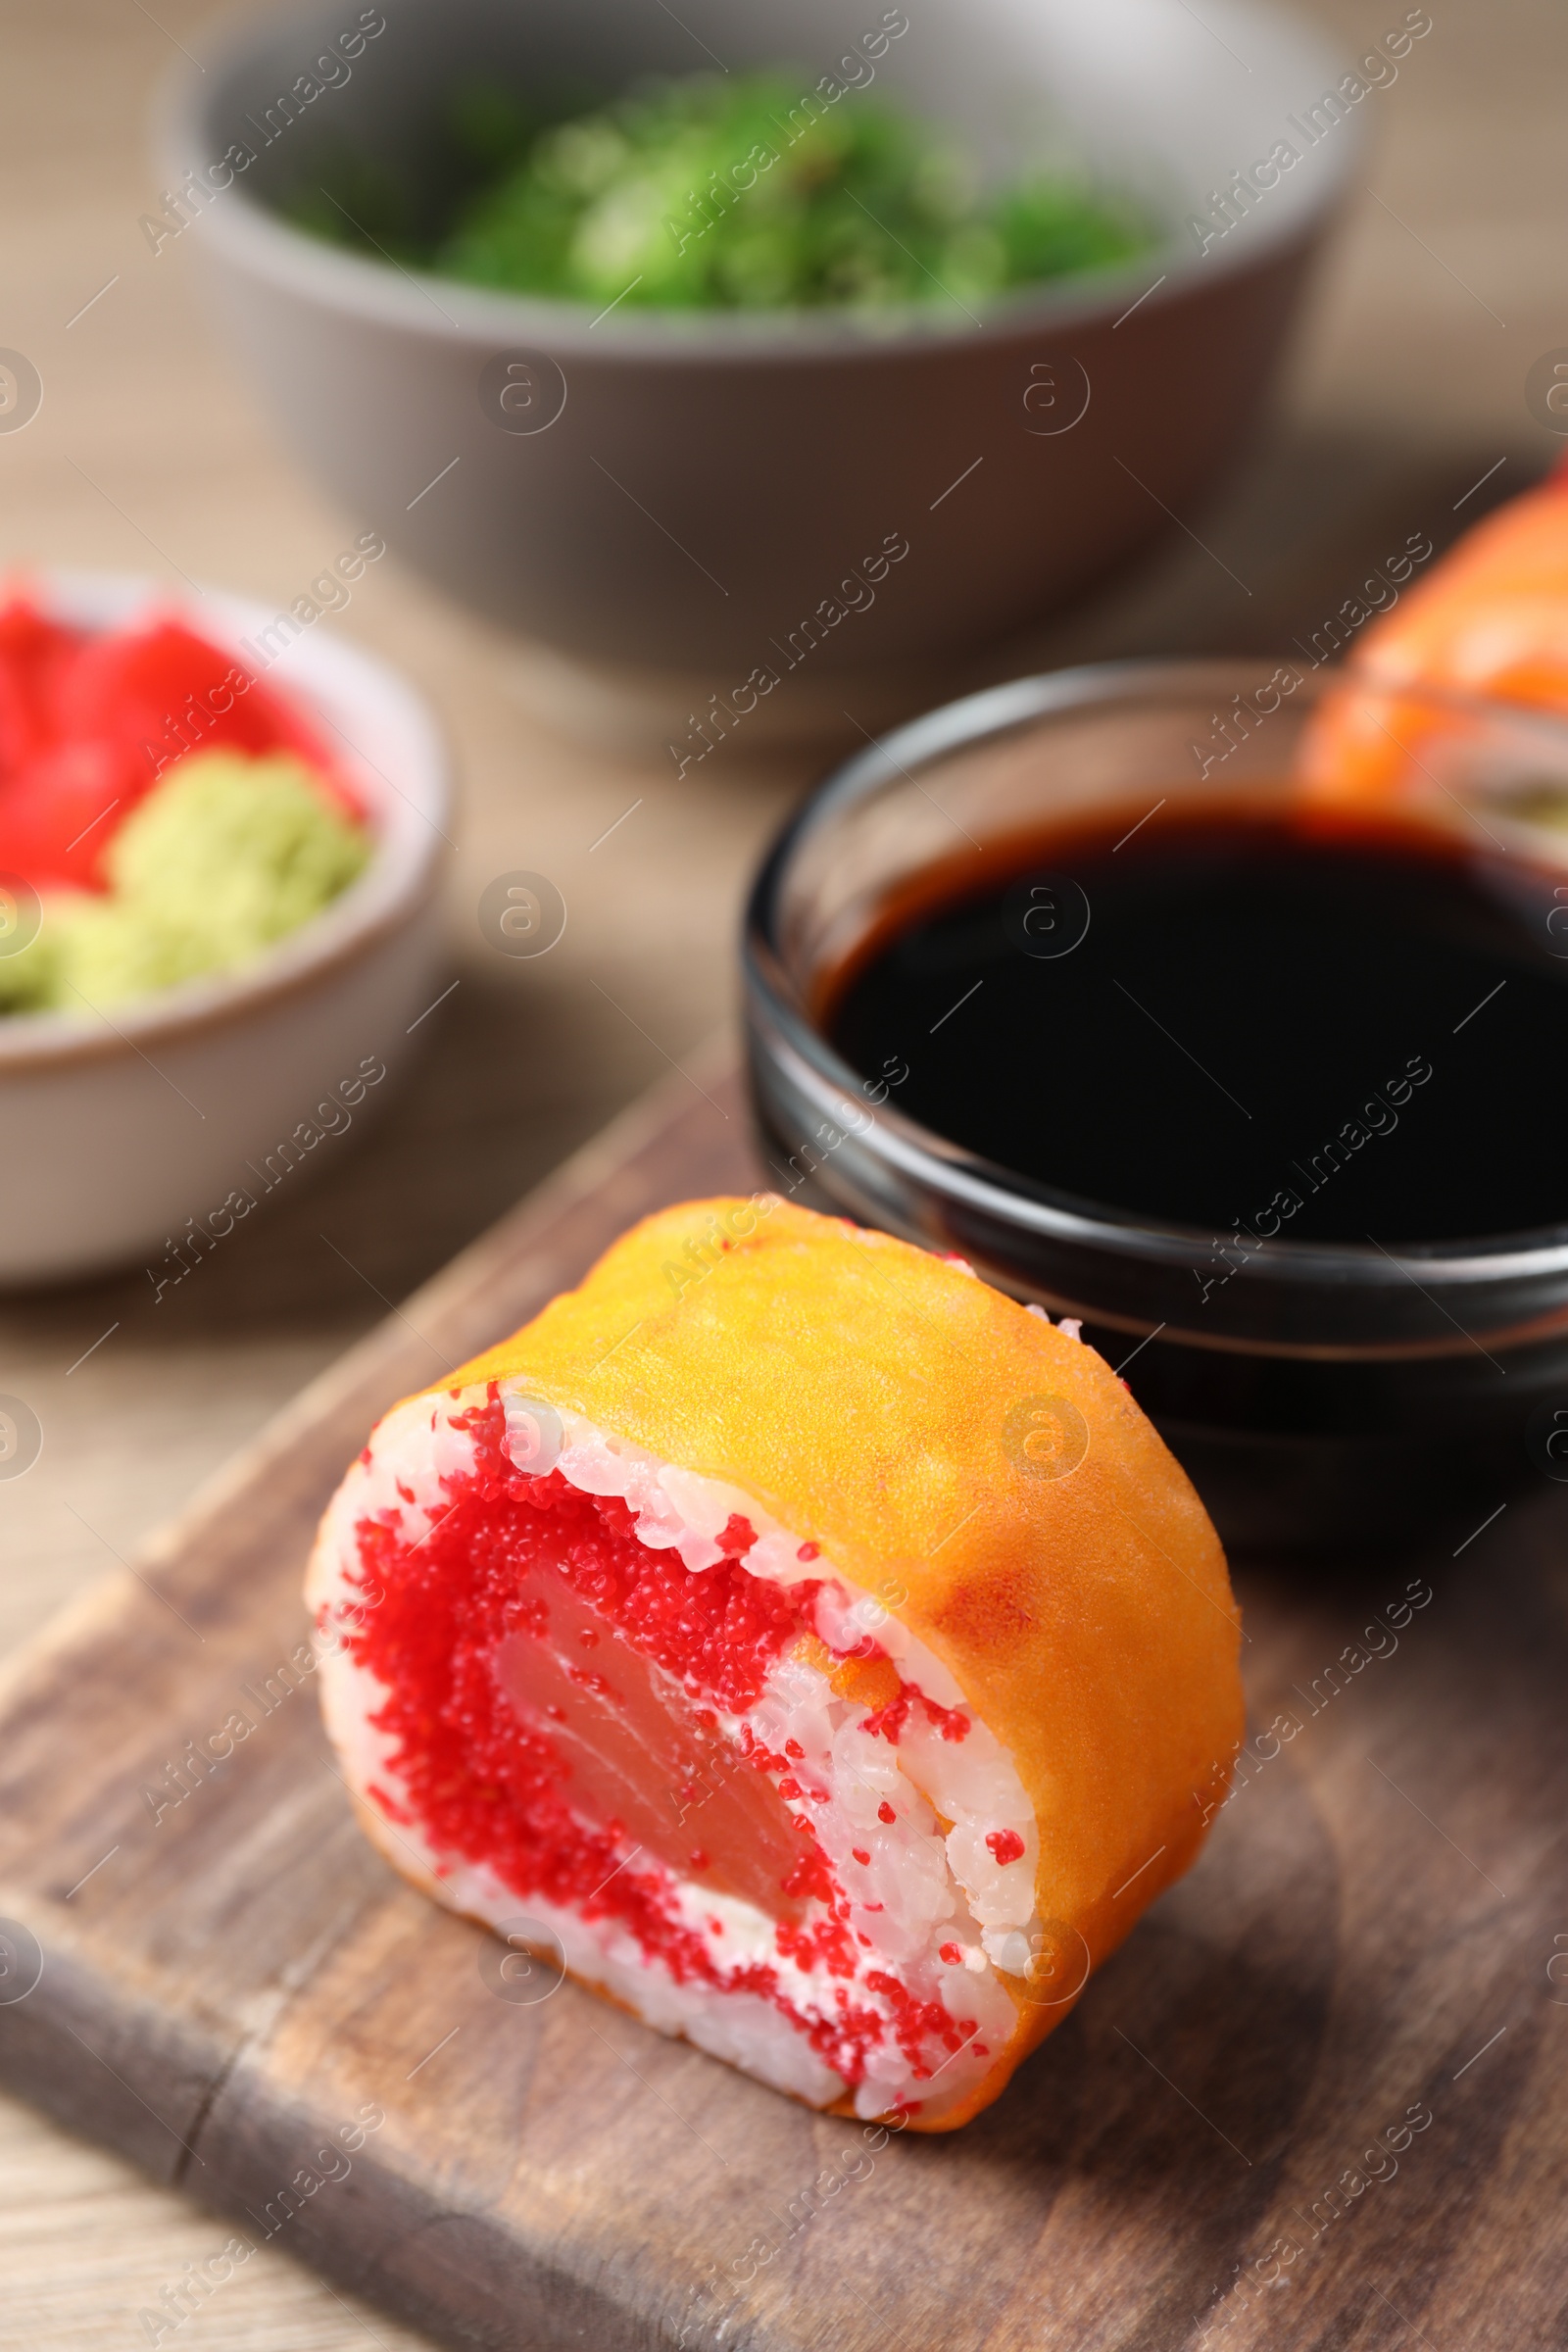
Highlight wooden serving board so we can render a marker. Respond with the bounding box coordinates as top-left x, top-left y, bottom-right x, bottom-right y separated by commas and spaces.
3, 1053, 1568, 2352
